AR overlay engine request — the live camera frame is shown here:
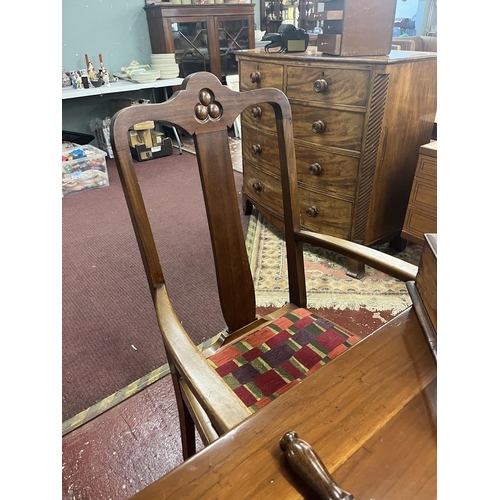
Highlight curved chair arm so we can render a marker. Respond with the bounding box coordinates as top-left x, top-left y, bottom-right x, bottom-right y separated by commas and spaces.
296, 230, 418, 283
154, 285, 251, 435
